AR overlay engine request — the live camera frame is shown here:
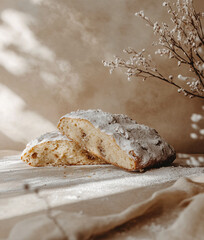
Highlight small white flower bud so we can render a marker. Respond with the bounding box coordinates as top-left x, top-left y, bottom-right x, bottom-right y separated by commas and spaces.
178, 75, 188, 81
169, 75, 173, 80
200, 129, 204, 135
190, 133, 198, 139
191, 114, 203, 123
178, 88, 182, 93
191, 123, 198, 130
169, 75, 174, 80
